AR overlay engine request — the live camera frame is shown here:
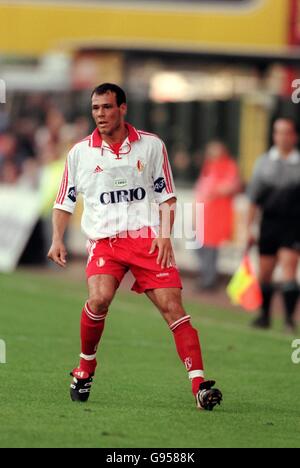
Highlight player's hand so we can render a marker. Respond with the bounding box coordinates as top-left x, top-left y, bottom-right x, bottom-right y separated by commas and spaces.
47, 240, 68, 268
149, 237, 176, 269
